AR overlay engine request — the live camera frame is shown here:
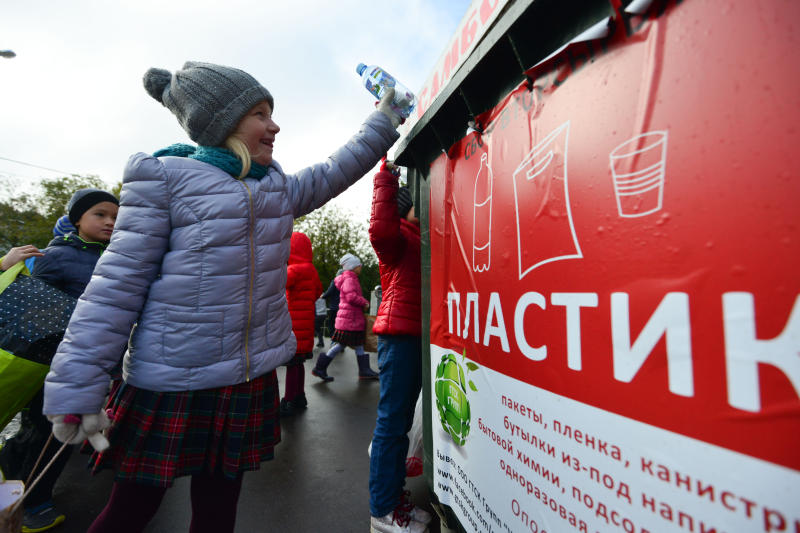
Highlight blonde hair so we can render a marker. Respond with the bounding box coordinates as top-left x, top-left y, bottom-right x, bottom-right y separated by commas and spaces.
224, 136, 251, 179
